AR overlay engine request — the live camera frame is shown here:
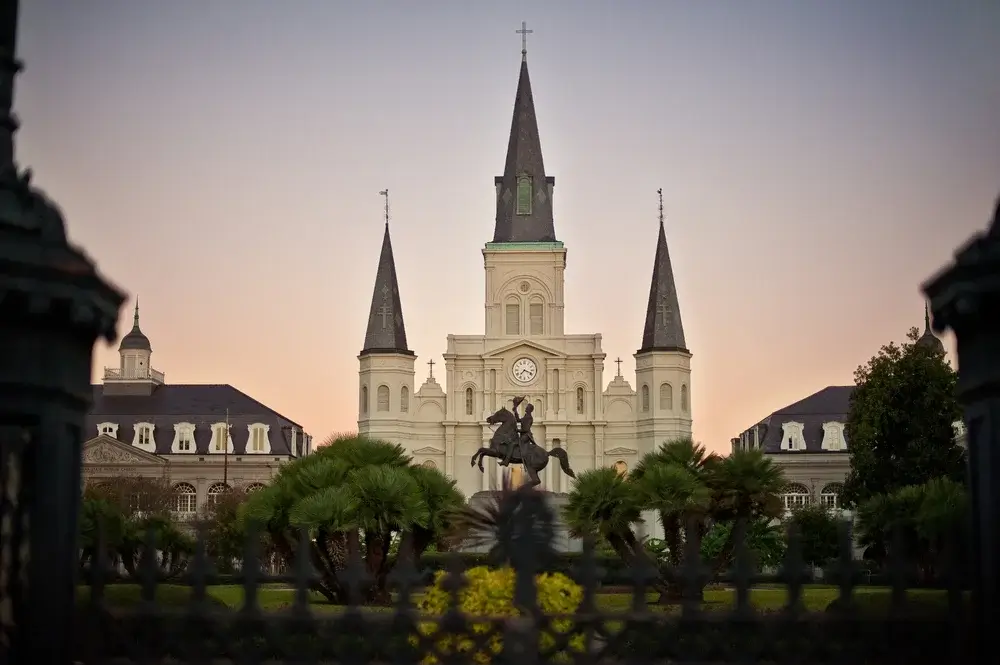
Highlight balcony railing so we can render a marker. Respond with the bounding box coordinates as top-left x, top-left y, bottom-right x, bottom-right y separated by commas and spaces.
103, 367, 165, 383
